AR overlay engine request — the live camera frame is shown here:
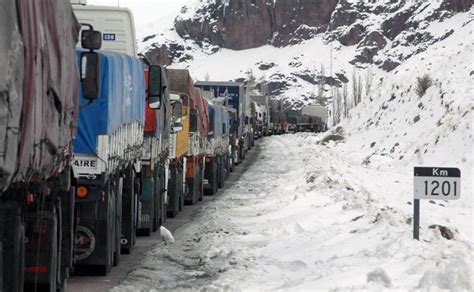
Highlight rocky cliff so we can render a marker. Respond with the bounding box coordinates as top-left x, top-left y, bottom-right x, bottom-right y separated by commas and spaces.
175, 0, 338, 49
140, 0, 472, 105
